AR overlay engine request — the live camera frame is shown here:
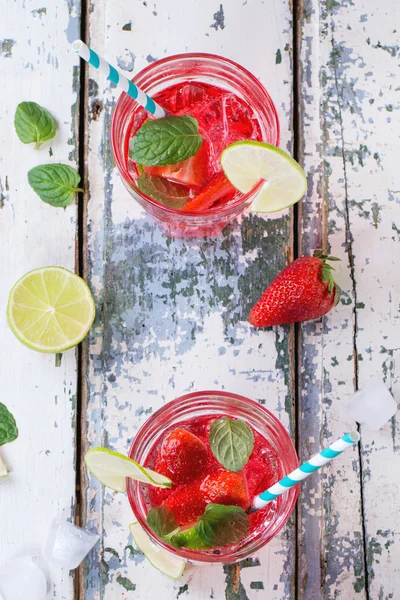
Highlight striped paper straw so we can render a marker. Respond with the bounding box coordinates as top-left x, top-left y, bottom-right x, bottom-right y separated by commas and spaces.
72, 40, 166, 119
252, 431, 360, 510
